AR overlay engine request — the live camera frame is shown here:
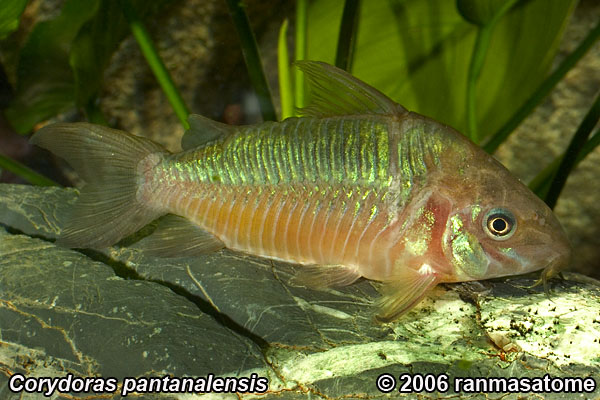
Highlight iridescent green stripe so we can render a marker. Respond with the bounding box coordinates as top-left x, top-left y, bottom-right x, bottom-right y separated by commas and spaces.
329, 119, 343, 182
316, 120, 329, 181
393, 117, 445, 204
172, 116, 393, 189
287, 120, 302, 181
250, 126, 267, 183
301, 119, 316, 183
346, 119, 360, 180
239, 128, 254, 183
